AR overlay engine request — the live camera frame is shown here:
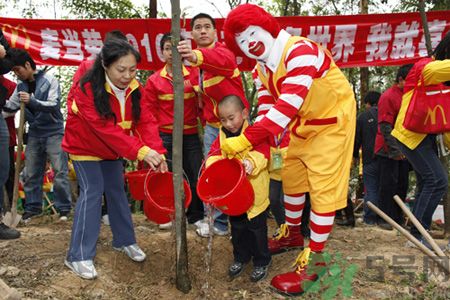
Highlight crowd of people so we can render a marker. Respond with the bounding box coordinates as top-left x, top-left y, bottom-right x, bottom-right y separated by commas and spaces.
0, 3, 449, 295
